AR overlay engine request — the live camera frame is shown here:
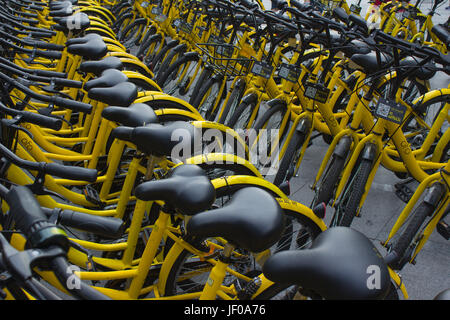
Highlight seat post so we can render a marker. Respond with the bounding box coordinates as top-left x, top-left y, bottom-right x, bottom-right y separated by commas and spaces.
199, 243, 235, 300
